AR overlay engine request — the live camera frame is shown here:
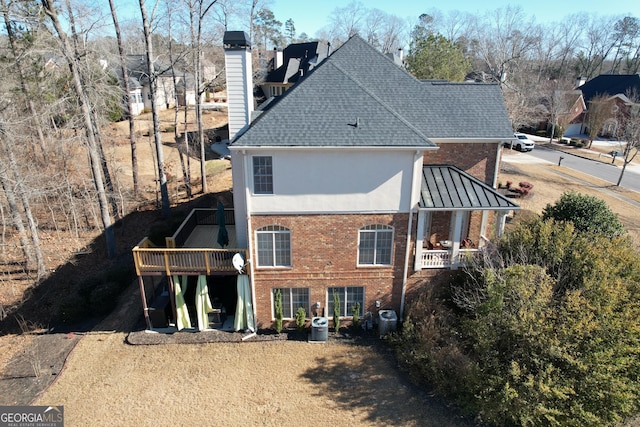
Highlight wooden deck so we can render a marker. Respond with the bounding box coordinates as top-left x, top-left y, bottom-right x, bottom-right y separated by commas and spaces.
133, 208, 246, 276
183, 225, 238, 249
